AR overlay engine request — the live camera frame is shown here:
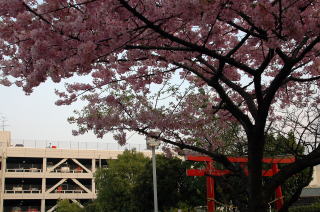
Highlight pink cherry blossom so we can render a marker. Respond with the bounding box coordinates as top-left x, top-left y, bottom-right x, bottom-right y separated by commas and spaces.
1, 1, 320, 210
